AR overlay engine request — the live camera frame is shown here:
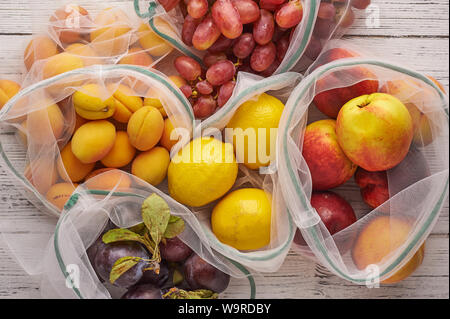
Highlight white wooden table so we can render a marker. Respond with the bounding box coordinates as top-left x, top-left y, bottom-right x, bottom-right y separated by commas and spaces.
0, 0, 448, 299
